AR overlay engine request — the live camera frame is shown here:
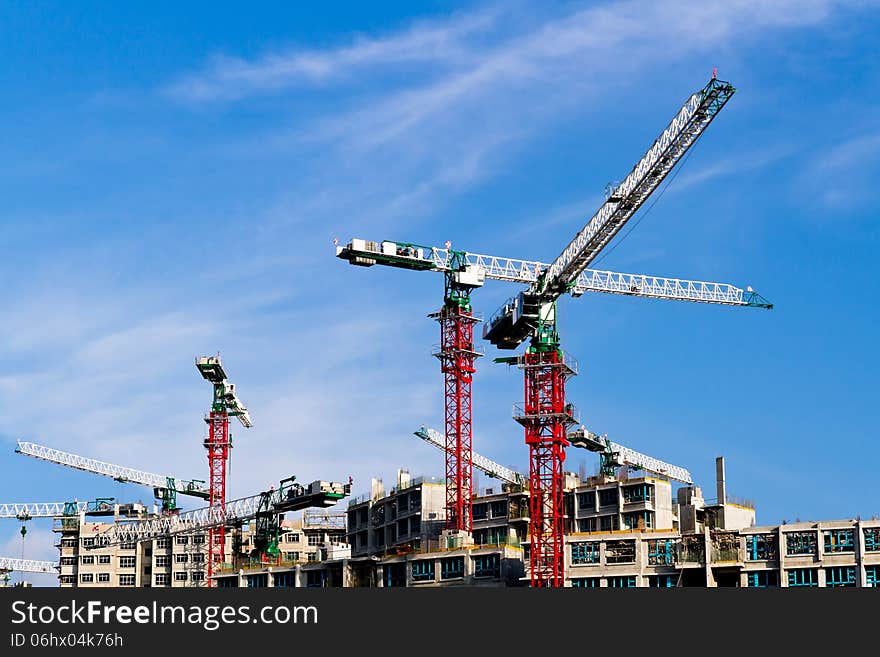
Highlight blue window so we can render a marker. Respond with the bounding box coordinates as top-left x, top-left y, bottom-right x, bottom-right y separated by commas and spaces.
787, 568, 818, 587
825, 566, 856, 588
823, 529, 854, 553
571, 577, 600, 588
411, 560, 435, 582
473, 554, 500, 579
384, 563, 406, 588
440, 556, 464, 580
577, 492, 596, 509
305, 571, 326, 588
622, 484, 653, 503
607, 576, 637, 588
746, 534, 777, 561
215, 577, 238, 588
622, 511, 653, 530
866, 566, 880, 587
273, 572, 296, 588
647, 575, 677, 588
246, 574, 268, 588
571, 542, 600, 565
785, 532, 817, 556
647, 540, 676, 566
747, 571, 778, 588
864, 528, 880, 552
